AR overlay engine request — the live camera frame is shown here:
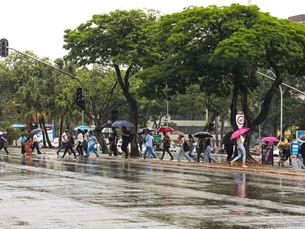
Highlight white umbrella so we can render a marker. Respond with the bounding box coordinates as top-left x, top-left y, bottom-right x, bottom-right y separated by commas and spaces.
102, 128, 113, 134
